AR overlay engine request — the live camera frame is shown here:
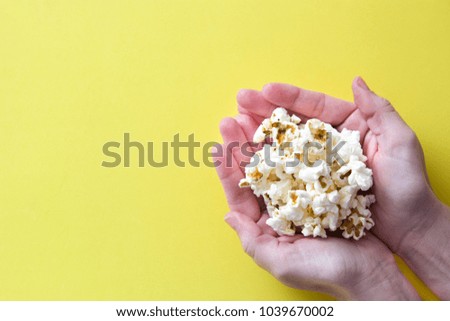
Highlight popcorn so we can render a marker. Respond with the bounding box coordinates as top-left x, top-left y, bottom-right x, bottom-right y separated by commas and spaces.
337, 155, 373, 191
239, 107, 375, 240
